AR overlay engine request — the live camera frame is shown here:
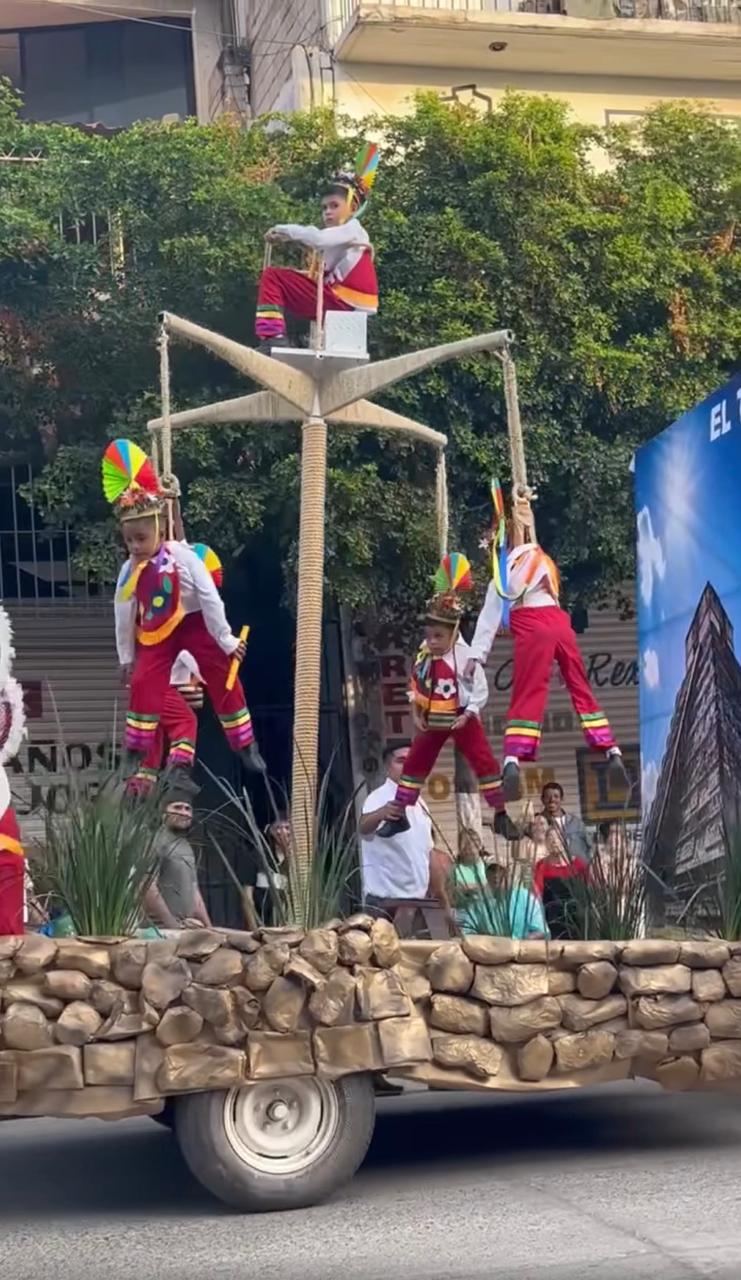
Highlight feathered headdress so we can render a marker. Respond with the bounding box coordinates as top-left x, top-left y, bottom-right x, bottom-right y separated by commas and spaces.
323, 142, 379, 219
0, 605, 15, 688
425, 552, 473, 626
191, 542, 223, 590
0, 676, 26, 767
102, 438, 164, 522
